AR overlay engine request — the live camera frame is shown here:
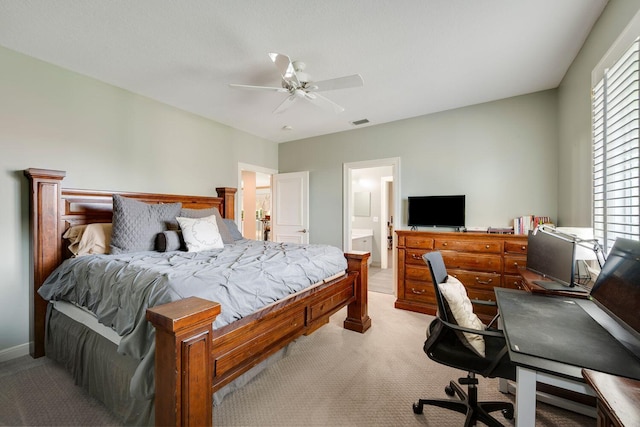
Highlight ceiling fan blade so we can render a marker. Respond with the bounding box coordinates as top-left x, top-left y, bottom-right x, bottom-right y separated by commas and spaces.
229, 83, 288, 93
307, 74, 364, 92
304, 92, 345, 114
268, 53, 300, 86
273, 95, 298, 114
